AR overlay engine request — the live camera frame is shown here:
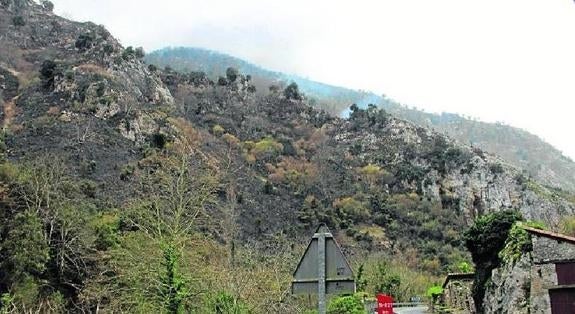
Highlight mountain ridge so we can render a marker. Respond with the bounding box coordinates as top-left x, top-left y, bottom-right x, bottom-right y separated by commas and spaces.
146, 47, 575, 192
